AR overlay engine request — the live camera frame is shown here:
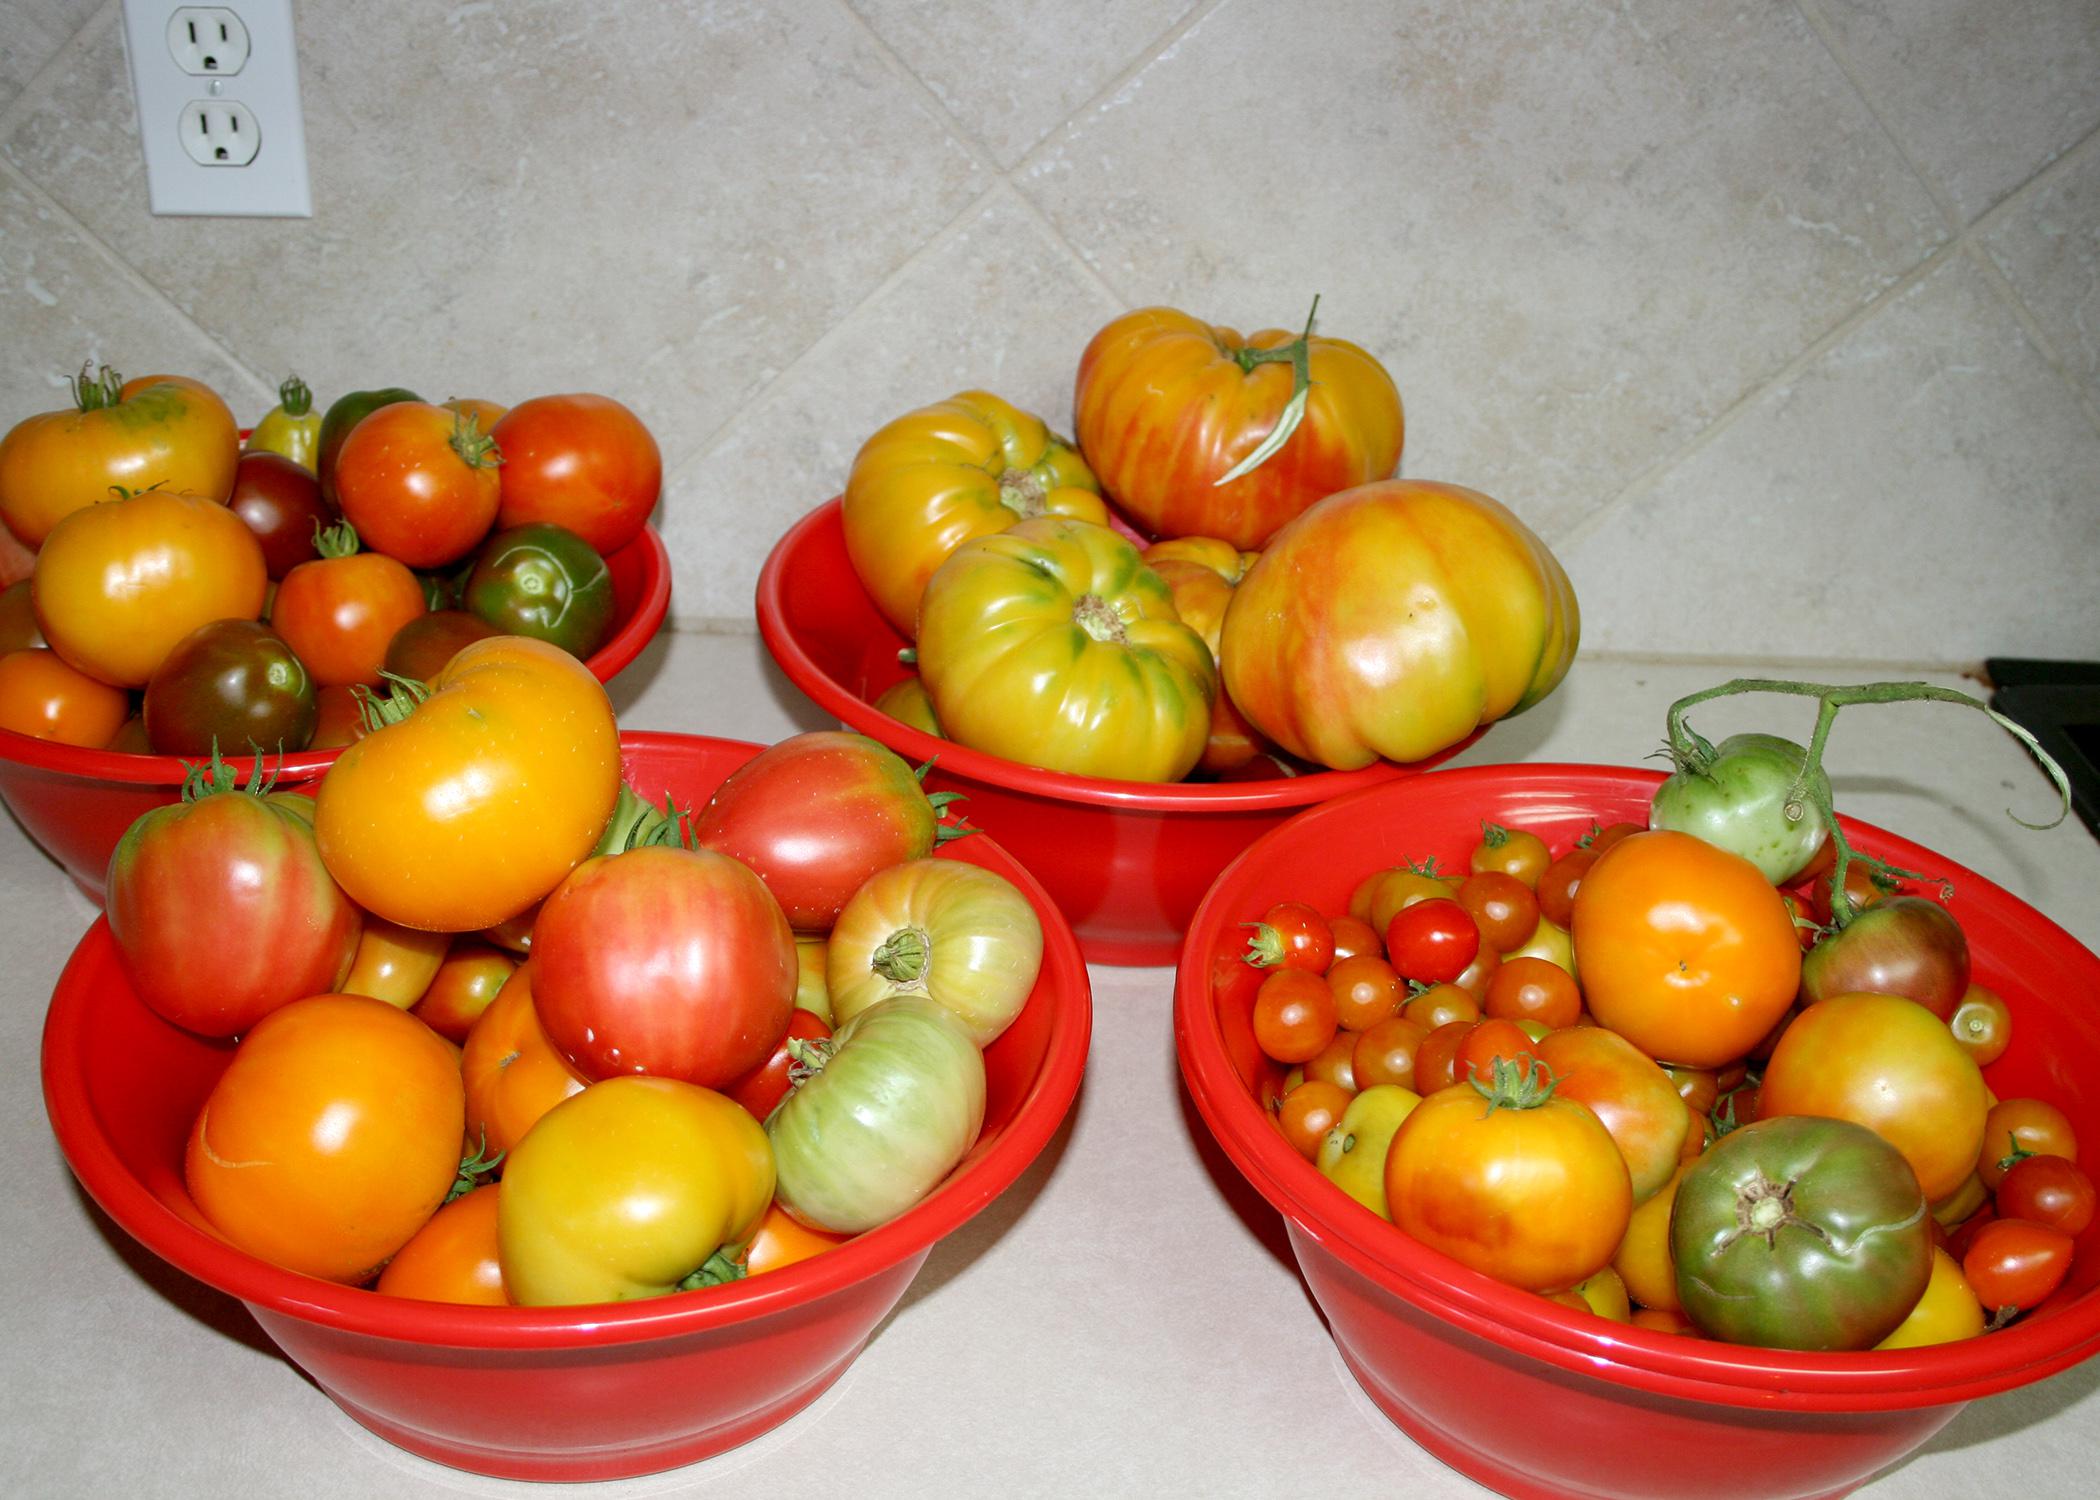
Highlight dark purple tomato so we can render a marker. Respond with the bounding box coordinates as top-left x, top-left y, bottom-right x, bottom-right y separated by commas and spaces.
229, 449, 338, 579
383, 608, 502, 683
1799, 895, 1970, 1020
143, 618, 316, 755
